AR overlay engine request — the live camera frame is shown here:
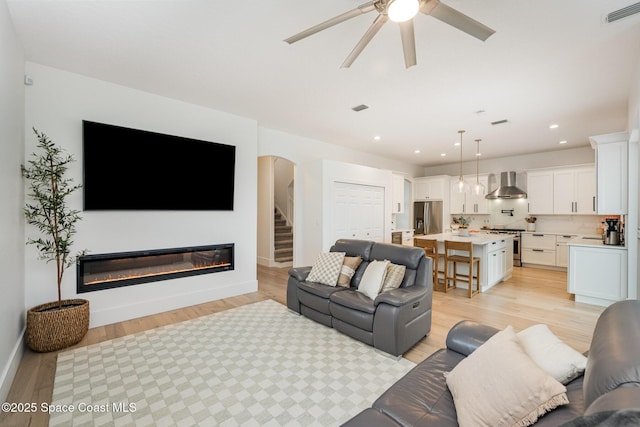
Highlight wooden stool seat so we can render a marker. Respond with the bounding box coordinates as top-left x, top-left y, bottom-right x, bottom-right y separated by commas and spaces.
414, 238, 445, 291
444, 240, 480, 298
